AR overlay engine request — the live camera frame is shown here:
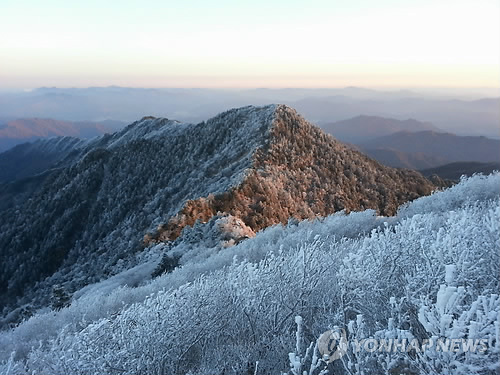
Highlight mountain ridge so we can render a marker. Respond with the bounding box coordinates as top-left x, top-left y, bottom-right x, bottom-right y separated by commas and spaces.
420, 161, 500, 180
0, 136, 86, 183
361, 130, 500, 165
322, 116, 500, 170
0, 104, 437, 327
0, 118, 125, 152
149, 105, 437, 244
320, 115, 441, 143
